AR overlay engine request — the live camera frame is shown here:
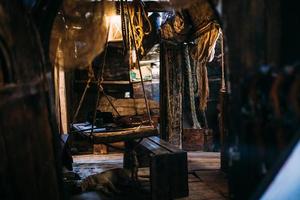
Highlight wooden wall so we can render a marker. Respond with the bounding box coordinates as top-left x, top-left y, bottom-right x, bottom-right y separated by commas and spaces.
0, 1, 62, 199
223, 0, 300, 199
